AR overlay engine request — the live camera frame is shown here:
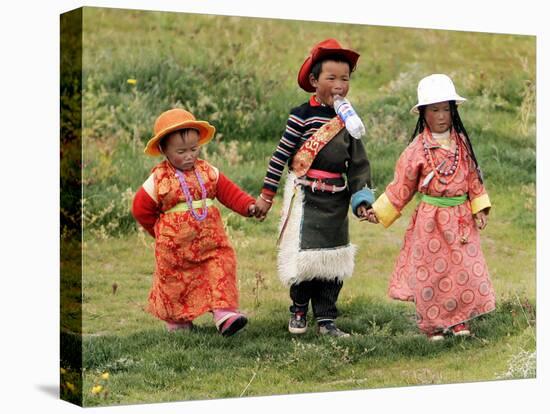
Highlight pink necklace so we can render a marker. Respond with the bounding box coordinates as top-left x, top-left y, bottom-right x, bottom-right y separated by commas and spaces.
175, 168, 208, 221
